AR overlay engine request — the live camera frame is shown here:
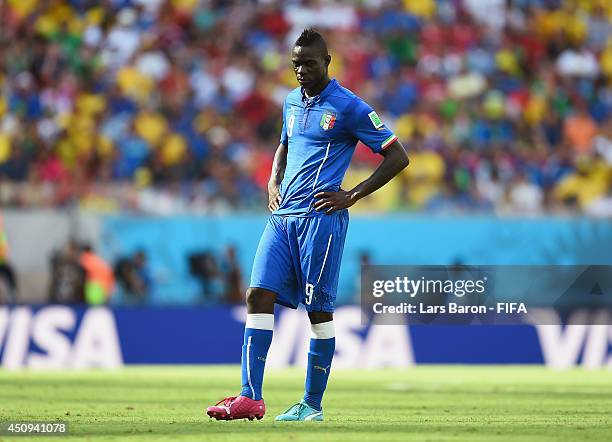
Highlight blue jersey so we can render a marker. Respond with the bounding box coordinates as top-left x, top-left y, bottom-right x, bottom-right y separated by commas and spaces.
275, 78, 398, 216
